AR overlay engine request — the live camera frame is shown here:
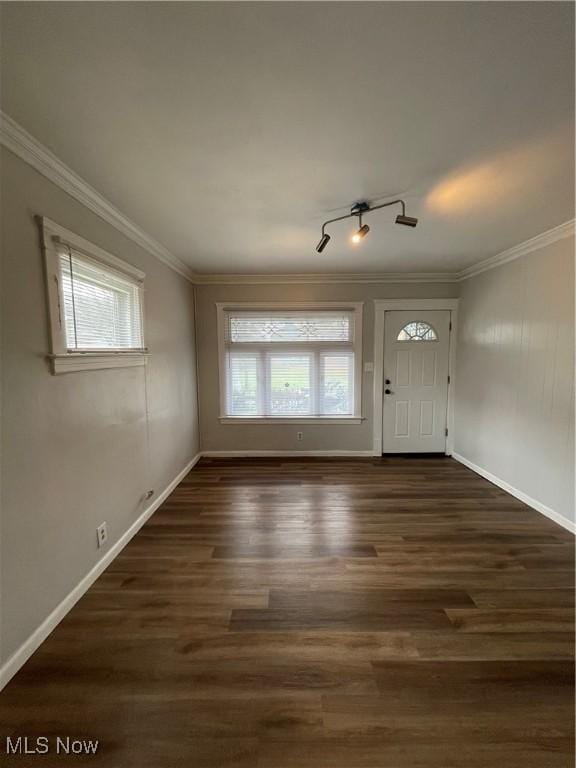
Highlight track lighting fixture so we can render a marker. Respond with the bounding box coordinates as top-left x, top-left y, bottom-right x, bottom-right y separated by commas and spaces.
316, 199, 418, 252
